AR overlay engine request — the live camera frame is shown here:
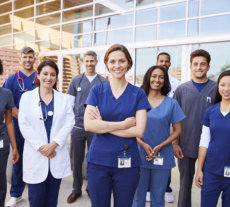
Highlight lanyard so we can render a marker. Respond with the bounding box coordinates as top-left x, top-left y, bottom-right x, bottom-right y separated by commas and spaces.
17, 70, 37, 92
